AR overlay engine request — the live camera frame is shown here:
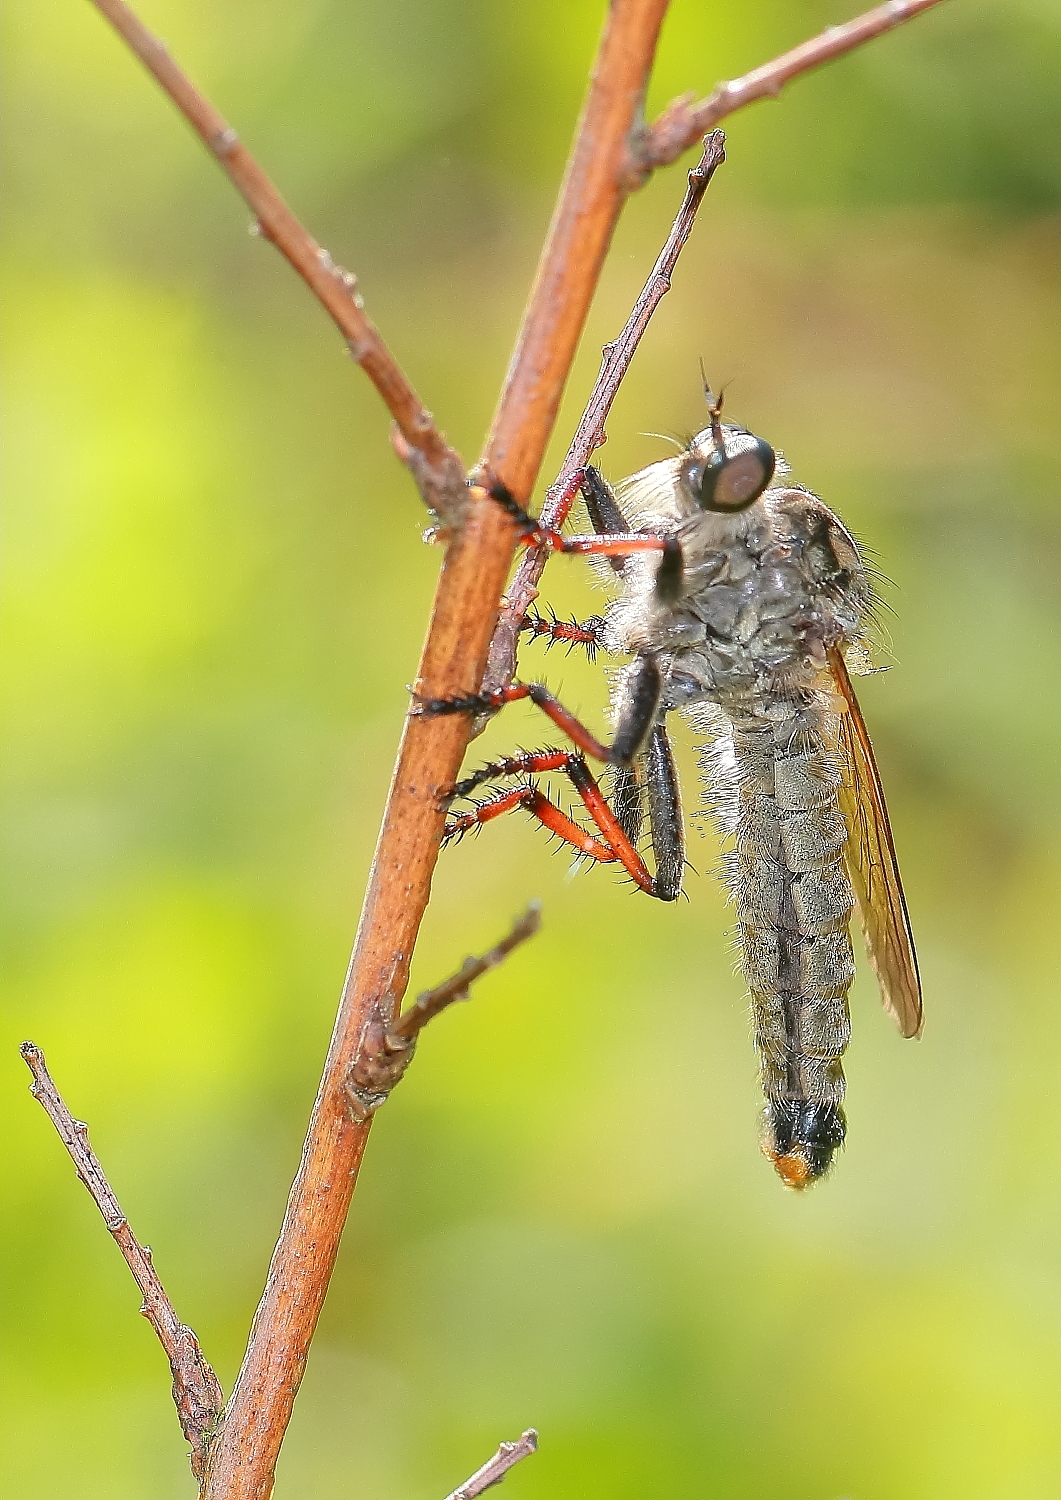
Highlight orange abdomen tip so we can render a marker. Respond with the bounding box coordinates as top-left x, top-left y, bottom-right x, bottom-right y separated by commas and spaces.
768, 1149, 815, 1191
762, 1101, 845, 1189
